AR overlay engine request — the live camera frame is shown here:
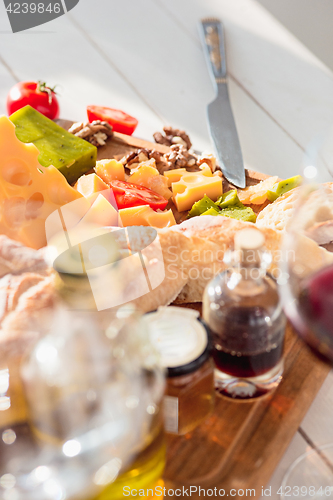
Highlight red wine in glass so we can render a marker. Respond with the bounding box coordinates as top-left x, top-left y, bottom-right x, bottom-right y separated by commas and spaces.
297, 264, 333, 362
